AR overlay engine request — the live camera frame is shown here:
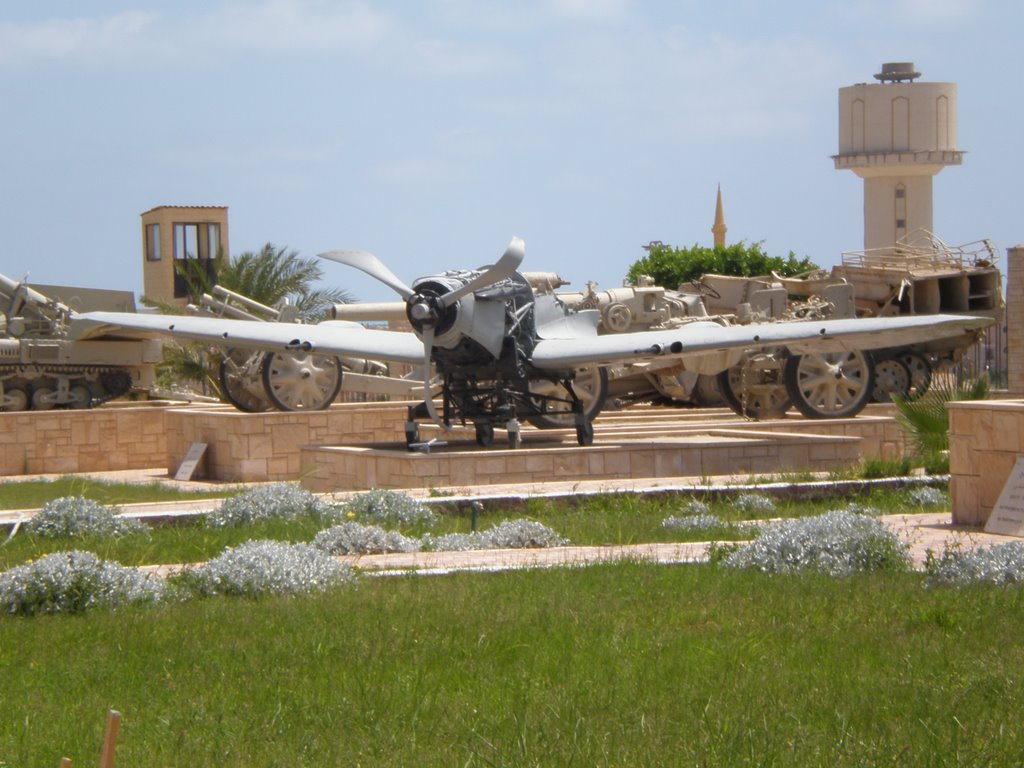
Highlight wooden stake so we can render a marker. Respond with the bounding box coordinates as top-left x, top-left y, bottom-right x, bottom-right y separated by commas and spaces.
98, 710, 120, 768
